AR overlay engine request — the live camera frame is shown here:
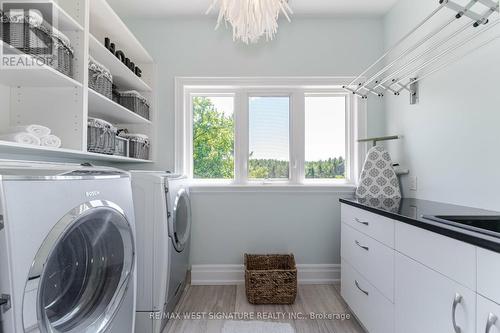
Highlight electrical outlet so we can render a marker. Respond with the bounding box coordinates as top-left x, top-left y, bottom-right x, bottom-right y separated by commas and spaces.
409, 205, 418, 219
409, 176, 418, 191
